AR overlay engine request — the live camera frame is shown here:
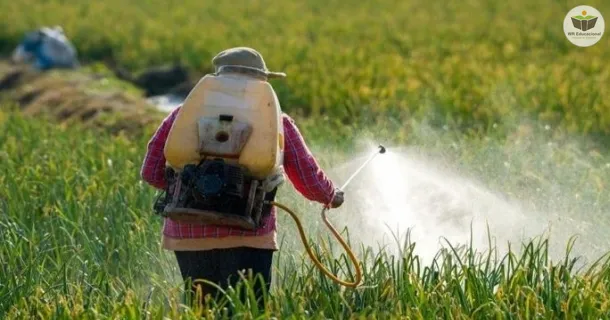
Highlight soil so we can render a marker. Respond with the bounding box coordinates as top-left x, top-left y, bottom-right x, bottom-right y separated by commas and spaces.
106, 60, 203, 97
0, 60, 181, 136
